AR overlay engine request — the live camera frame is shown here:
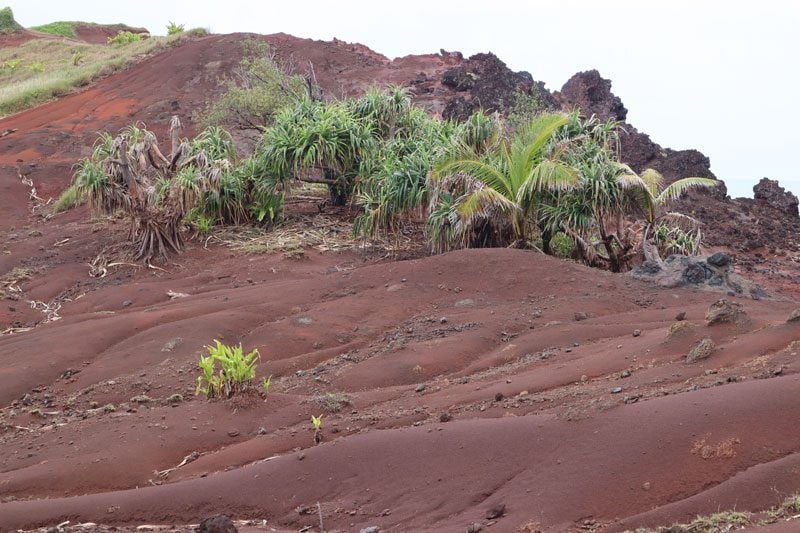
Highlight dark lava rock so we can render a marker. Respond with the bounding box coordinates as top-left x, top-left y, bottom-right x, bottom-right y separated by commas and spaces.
441, 53, 557, 121
556, 69, 627, 121
196, 514, 237, 533
632, 254, 766, 300
707, 252, 731, 267
574, 311, 588, 321
441, 65, 475, 91
753, 177, 799, 218
555, 70, 724, 199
